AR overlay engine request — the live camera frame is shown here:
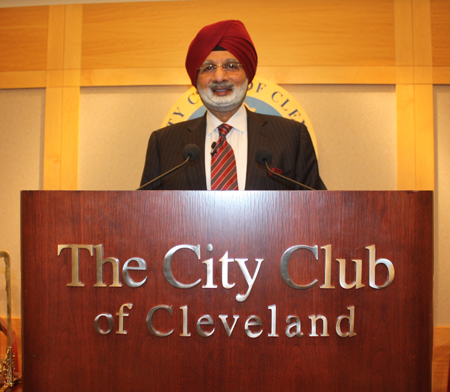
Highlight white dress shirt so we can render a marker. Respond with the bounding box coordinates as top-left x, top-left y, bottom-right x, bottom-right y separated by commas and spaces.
205, 105, 248, 190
